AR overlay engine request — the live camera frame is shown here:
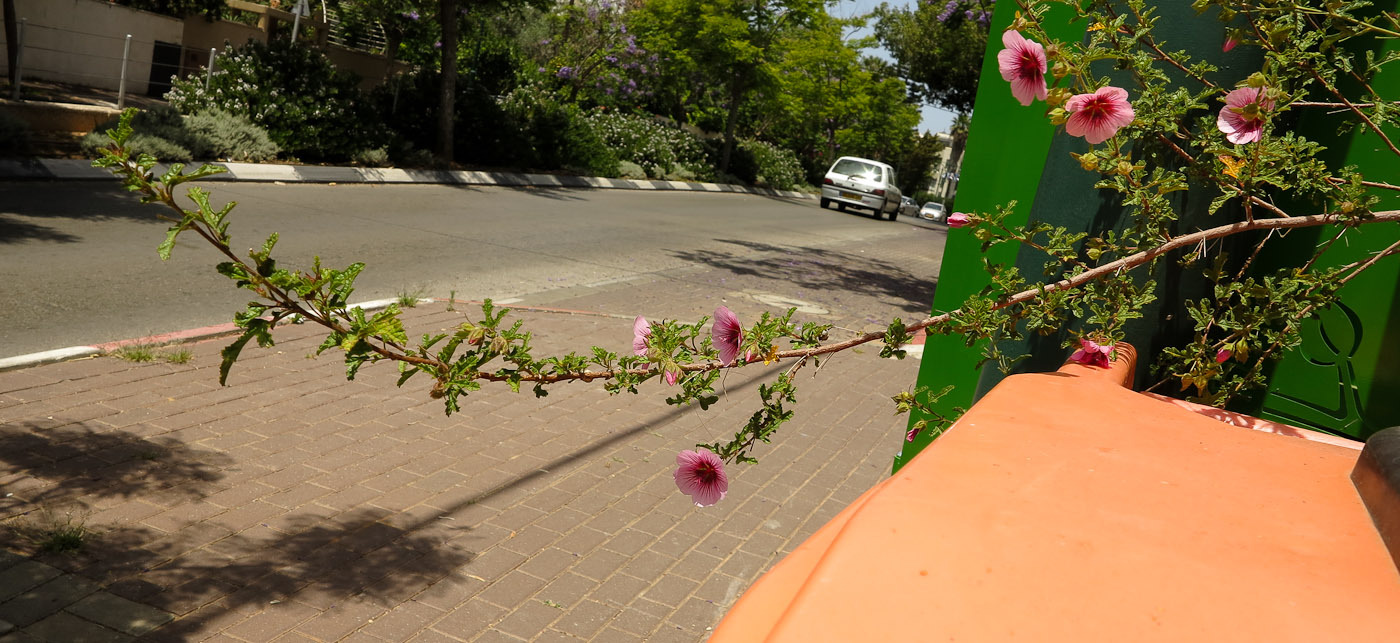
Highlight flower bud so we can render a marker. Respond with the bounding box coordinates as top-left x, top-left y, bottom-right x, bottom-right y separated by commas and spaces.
1051, 61, 1071, 80
1117, 160, 1133, 175
1245, 72, 1268, 88
1340, 201, 1355, 214
1046, 87, 1072, 107
1048, 108, 1068, 125
1077, 153, 1099, 171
